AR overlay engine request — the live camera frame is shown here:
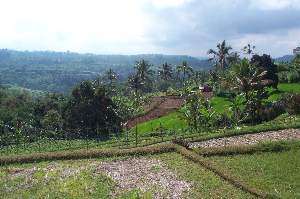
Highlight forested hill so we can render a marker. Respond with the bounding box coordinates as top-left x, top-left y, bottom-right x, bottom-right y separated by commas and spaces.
274, 55, 294, 63
0, 49, 210, 93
